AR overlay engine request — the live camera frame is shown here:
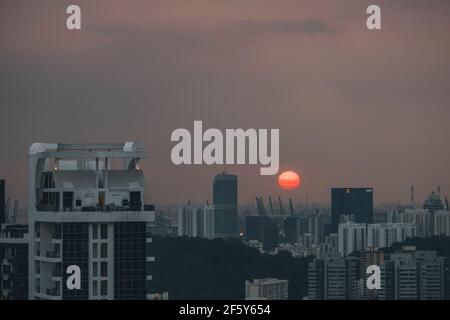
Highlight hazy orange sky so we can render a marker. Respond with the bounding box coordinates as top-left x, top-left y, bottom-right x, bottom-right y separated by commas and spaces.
1, 0, 450, 207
